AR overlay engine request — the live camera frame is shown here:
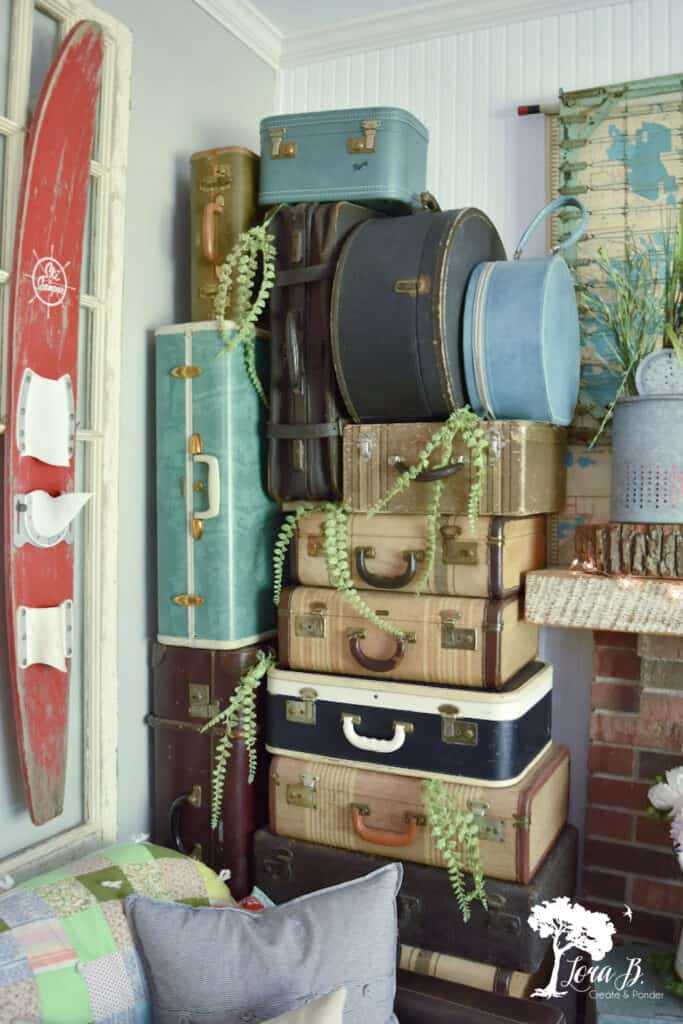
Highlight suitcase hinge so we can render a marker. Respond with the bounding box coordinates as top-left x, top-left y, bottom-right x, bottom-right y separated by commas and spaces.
347, 118, 382, 154
173, 593, 205, 607
394, 274, 432, 296
294, 606, 326, 640
441, 525, 480, 566
286, 773, 319, 809
188, 683, 220, 720
513, 815, 531, 830
170, 365, 202, 379
285, 687, 318, 726
269, 126, 297, 159
439, 705, 479, 746
357, 431, 376, 461
441, 612, 477, 651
